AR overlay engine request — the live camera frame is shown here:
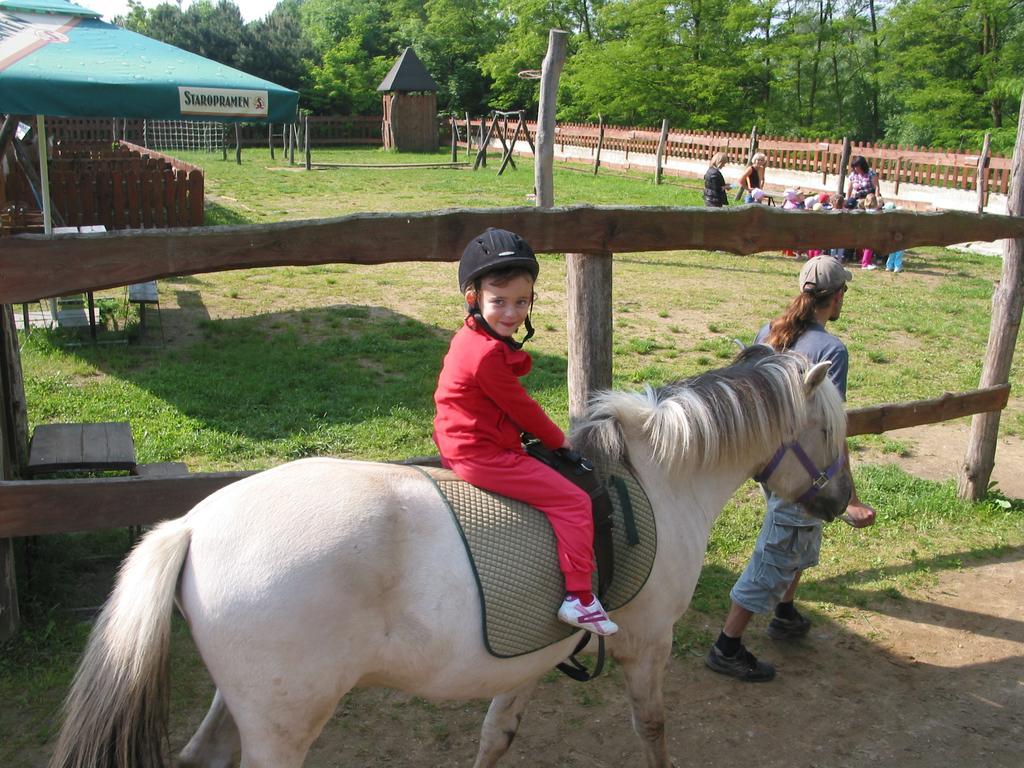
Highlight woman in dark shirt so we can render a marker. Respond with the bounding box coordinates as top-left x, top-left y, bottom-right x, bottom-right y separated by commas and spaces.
703, 152, 729, 207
